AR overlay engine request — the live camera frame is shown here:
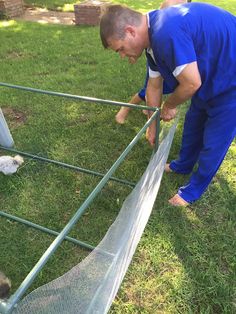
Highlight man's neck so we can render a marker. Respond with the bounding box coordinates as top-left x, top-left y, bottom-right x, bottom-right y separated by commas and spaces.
141, 14, 150, 48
